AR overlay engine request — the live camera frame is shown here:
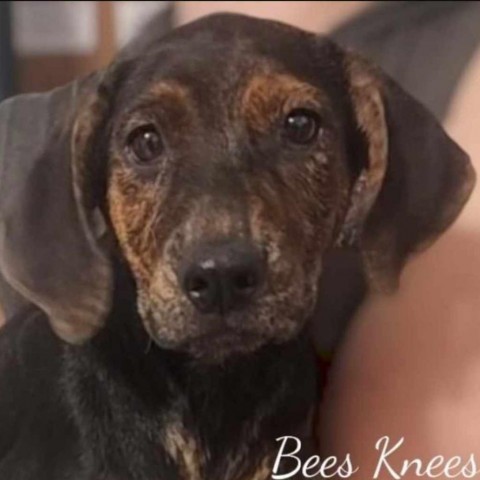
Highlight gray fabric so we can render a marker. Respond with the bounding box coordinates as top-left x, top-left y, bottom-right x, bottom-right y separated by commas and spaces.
333, 1, 480, 121
0, 2, 15, 101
